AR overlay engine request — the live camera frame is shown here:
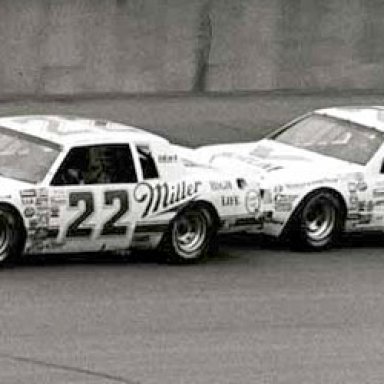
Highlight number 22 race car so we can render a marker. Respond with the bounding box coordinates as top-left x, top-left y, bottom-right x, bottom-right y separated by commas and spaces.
0, 115, 260, 265
197, 106, 384, 251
